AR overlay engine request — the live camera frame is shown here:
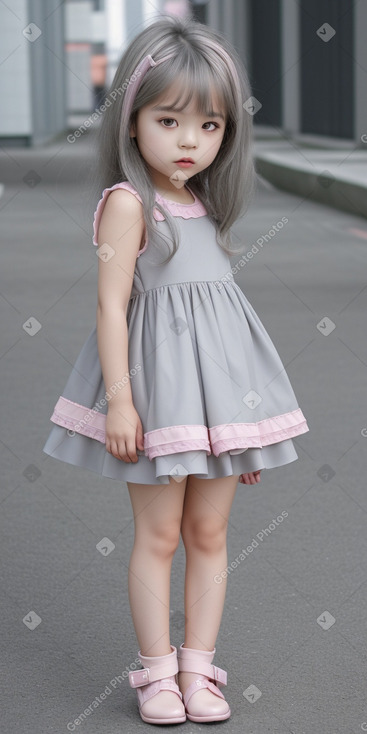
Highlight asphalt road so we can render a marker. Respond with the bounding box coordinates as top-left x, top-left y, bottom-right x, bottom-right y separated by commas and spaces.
1, 134, 367, 733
